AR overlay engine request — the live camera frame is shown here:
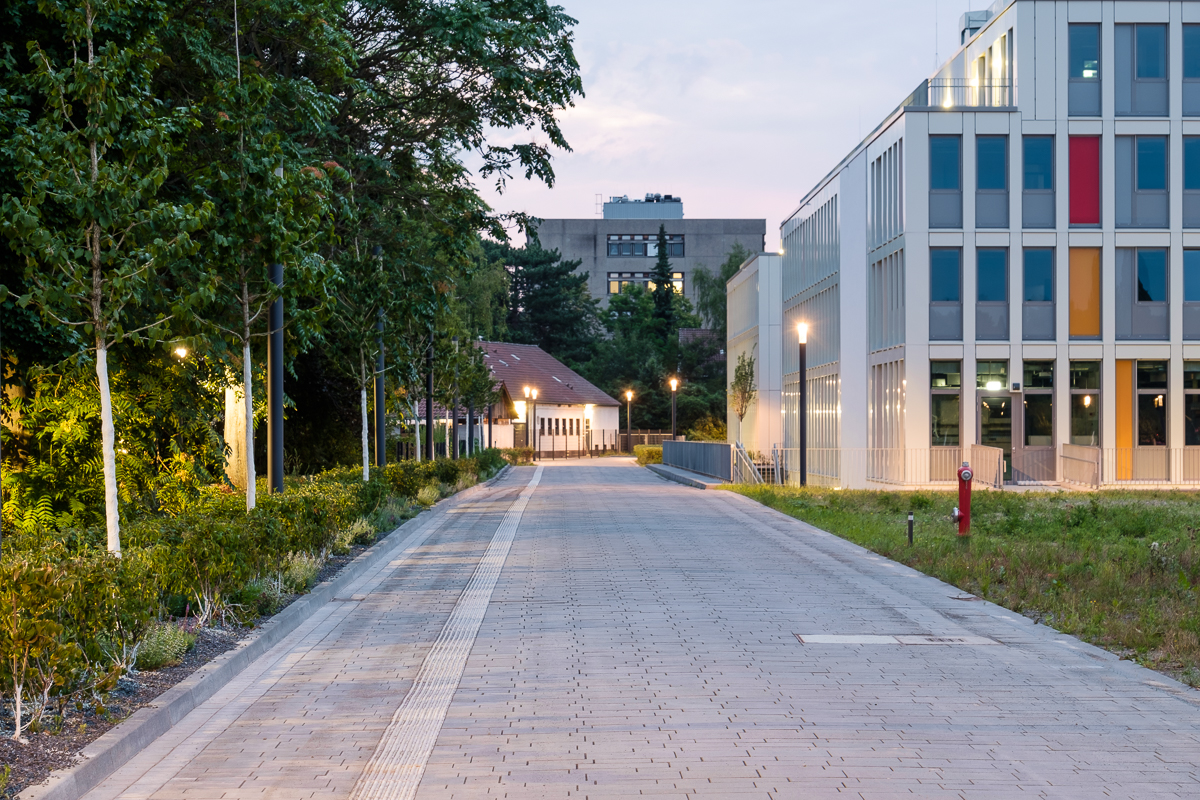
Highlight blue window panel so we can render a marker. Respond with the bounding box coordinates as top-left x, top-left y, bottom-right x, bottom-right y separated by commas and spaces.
1137, 249, 1168, 302
977, 249, 1008, 302
930, 136, 961, 190
1186, 138, 1200, 190
1137, 25, 1167, 79
1137, 137, 1167, 191
1023, 136, 1053, 190
1024, 249, 1054, 302
1186, 25, 1200, 78
977, 136, 1007, 191
1070, 24, 1100, 79
1186, 251, 1200, 302
930, 249, 961, 302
